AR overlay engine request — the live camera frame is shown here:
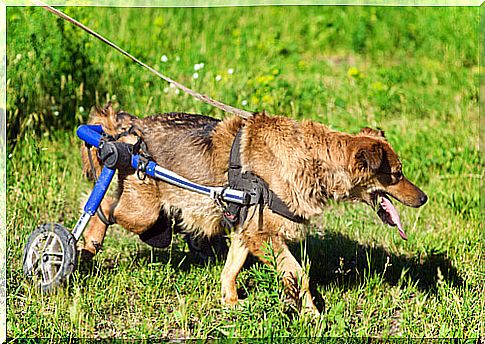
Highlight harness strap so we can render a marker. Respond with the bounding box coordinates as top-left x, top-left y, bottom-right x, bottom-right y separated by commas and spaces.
224, 128, 305, 228
96, 207, 114, 226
